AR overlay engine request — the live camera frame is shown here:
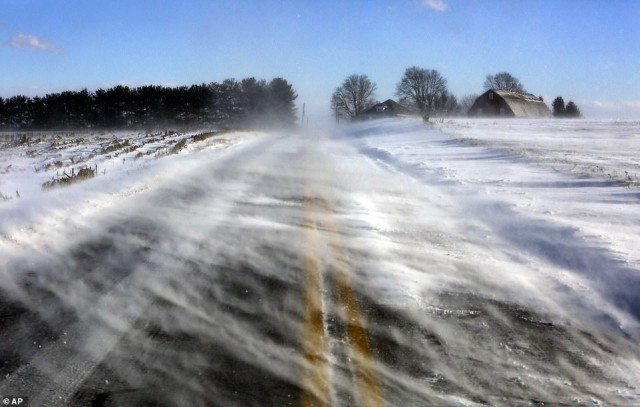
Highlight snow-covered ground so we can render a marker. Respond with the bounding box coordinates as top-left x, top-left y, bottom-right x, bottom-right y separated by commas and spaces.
0, 118, 639, 405
435, 118, 640, 186
0, 128, 255, 234
345, 118, 640, 330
